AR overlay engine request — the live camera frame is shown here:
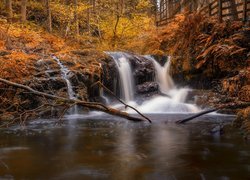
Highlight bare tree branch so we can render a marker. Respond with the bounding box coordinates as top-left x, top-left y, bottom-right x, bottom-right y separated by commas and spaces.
0, 78, 148, 123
